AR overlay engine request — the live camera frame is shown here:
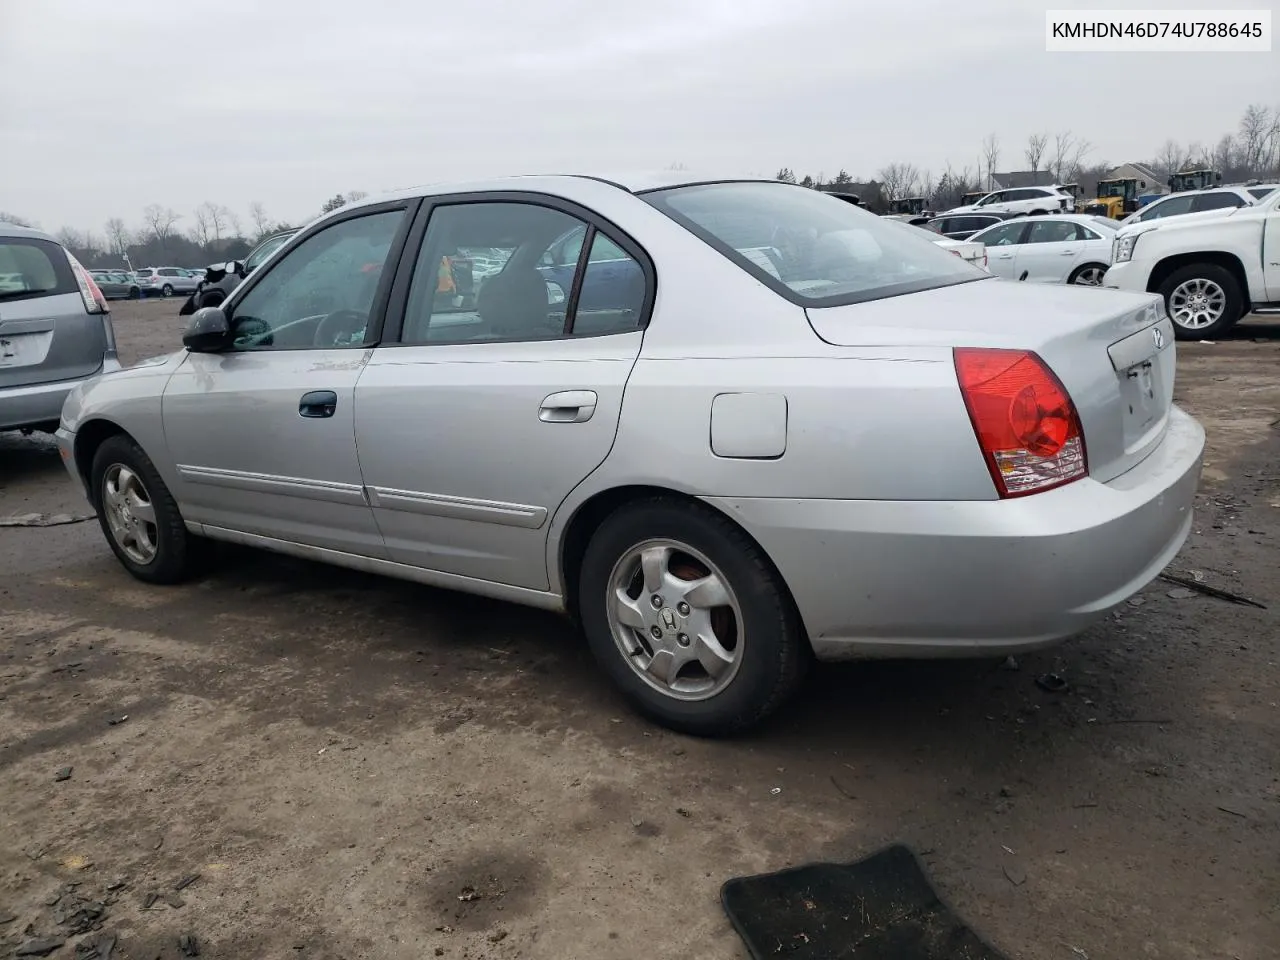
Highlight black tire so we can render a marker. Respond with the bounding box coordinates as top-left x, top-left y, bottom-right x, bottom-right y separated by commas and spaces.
161, 283, 174, 297
90, 435, 205, 584
578, 497, 807, 736
1068, 262, 1108, 286
1029, 209, 1047, 216
1158, 263, 1244, 340
128, 286, 141, 299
